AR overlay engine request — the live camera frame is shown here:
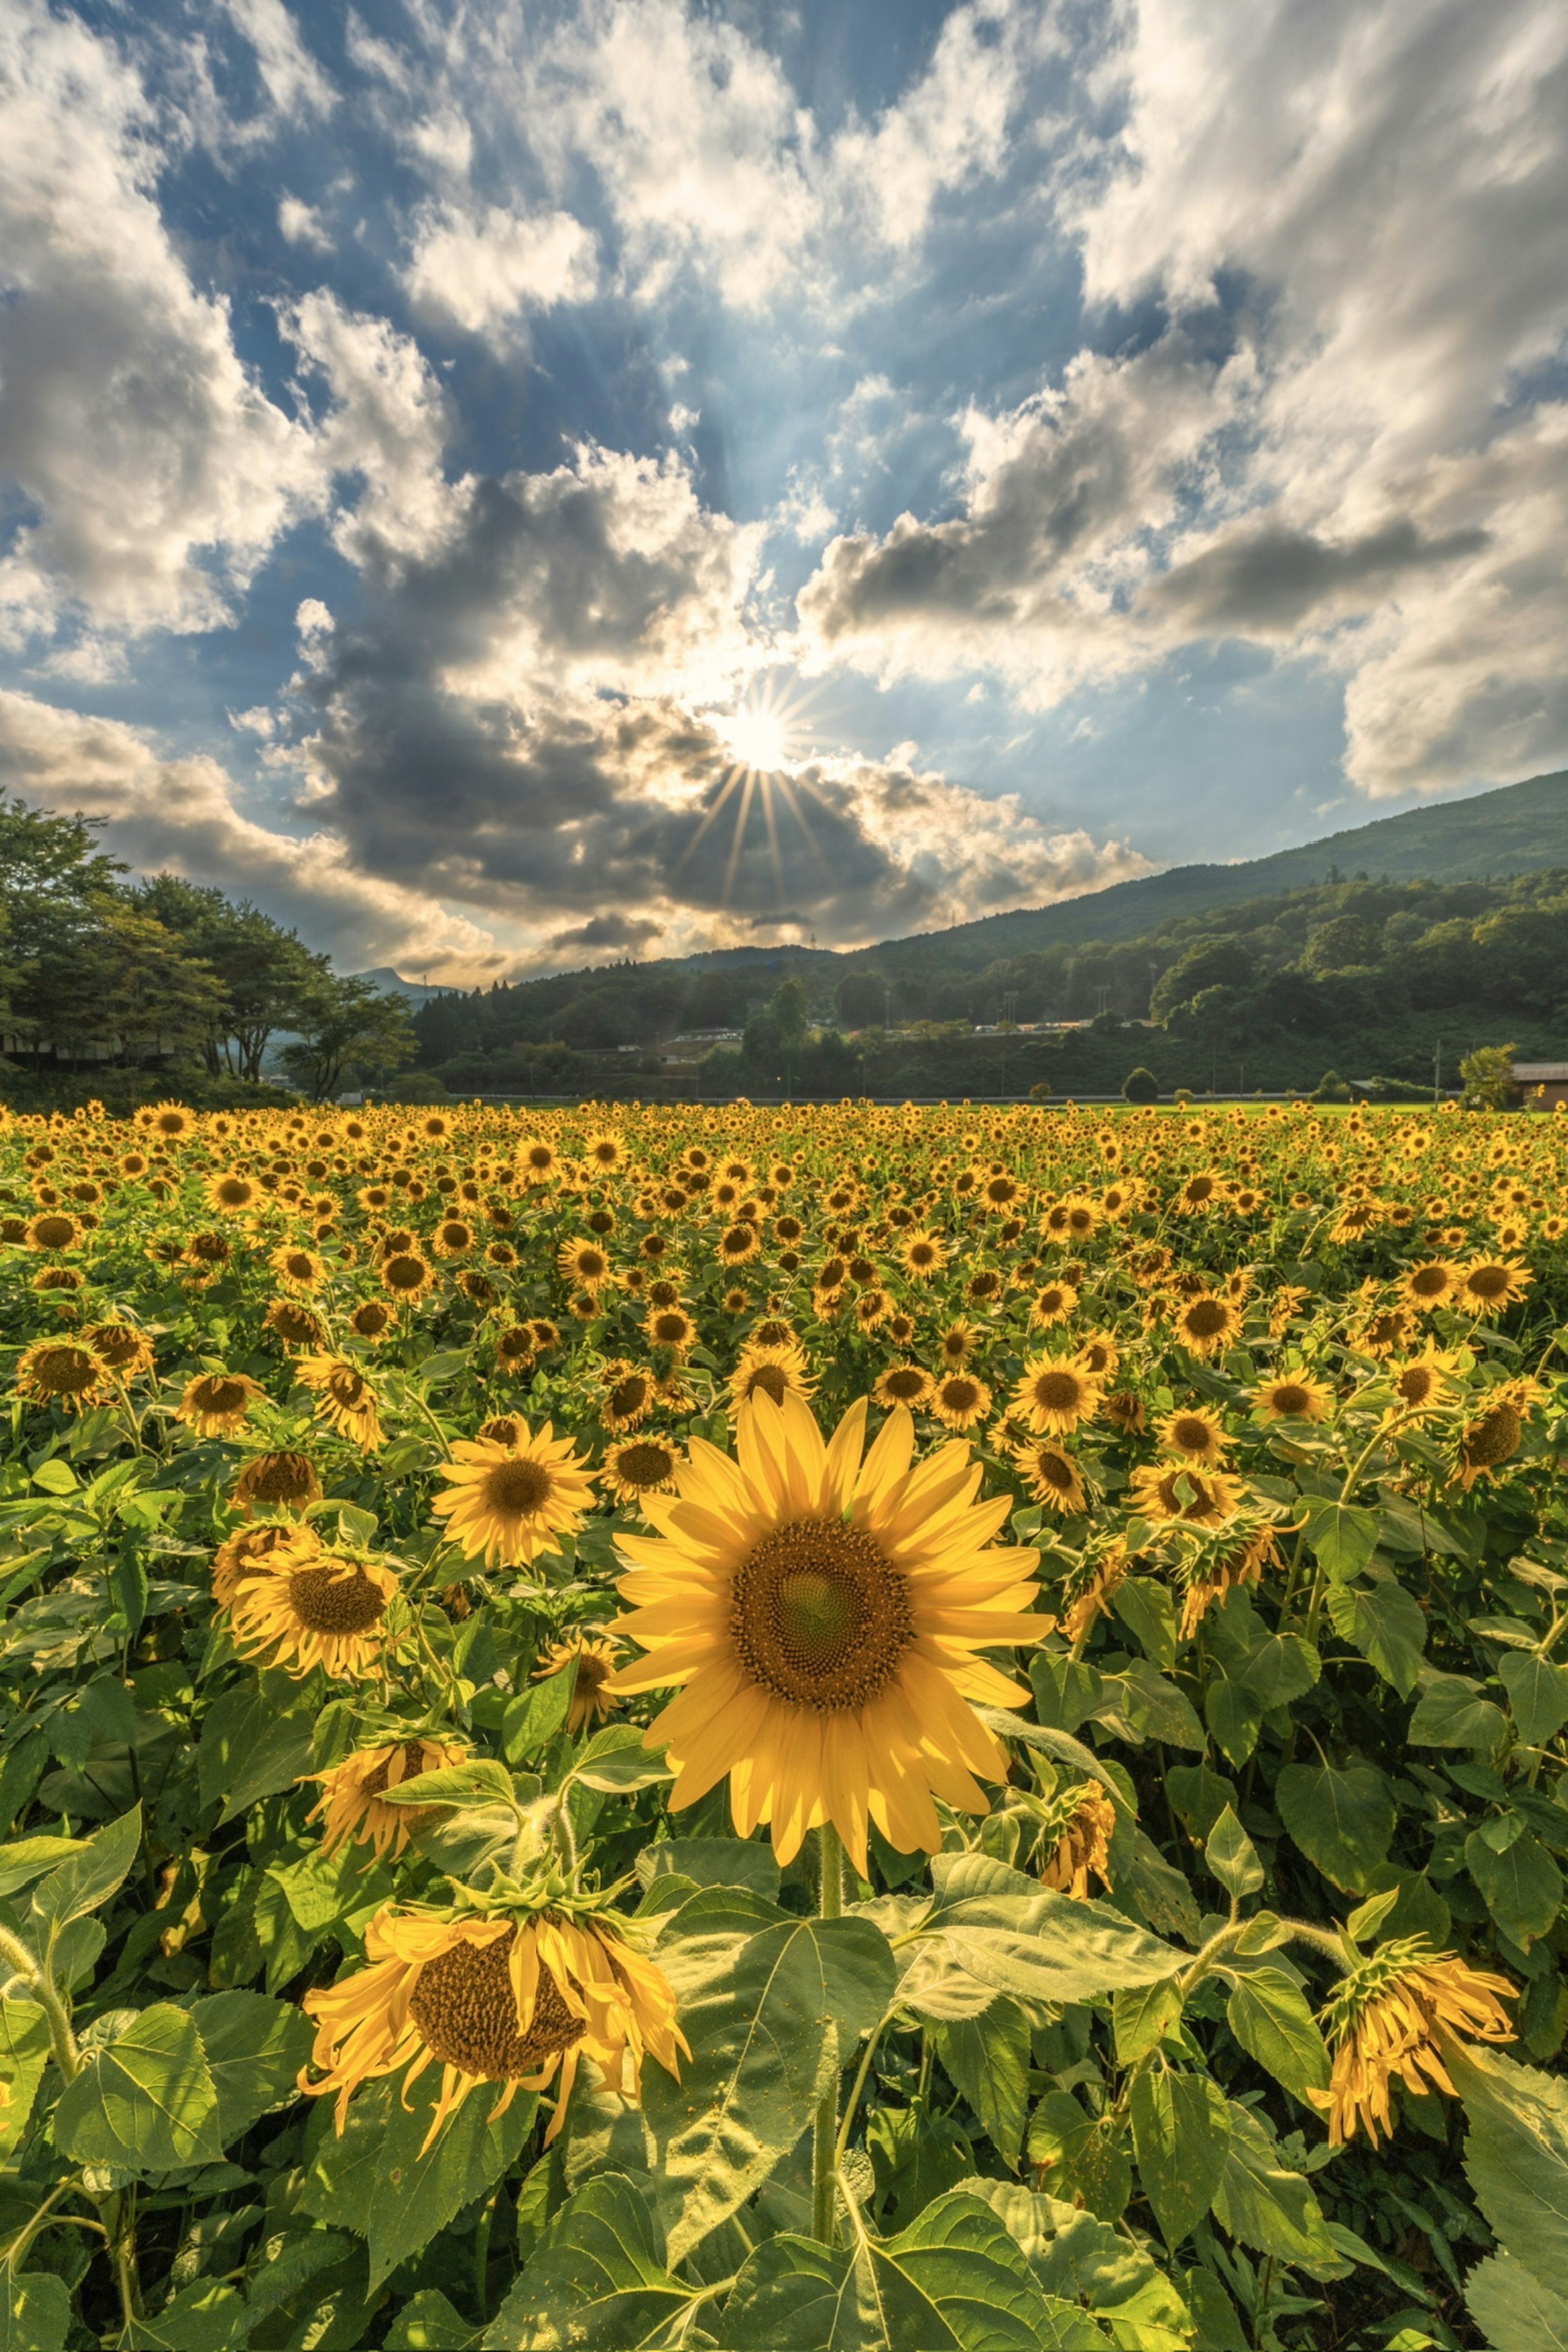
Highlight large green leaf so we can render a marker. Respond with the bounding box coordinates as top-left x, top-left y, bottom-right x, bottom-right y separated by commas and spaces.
301, 2067, 537, 2289
122, 2282, 249, 2349
28, 1803, 141, 1938
956, 2181, 1189, 2344
917, 1854, 1184, 2006
716, 2189, 1106, 2349
0, 1836, 86, 1900
189, 1990, 314, 2143
935, 1996, 1031, 2167
1205, 1806, 1263, 1904
0, 2269, 69, 2352
1225, 1968, 1330, 2102
1210, 2104, 1336, 2266
1128, 2069, 1229, 2247
644, 1892, 894, 2262
637, 1838, 779, 1901
1452, 2042, 1568, 2292
1275, 1761, 1394, 1892
481, 2173, 688, 2350
0, 1998, 51, 2159
1112, 1980, 1183, 2067
1303, 1502, 1379, 1583
54, 2003, 222, 2172
388, 2289, 482, 2349
1408, 1674, 1508, 1750
1499, 1655, 1568, 1749
1466, 2252, 1568, 2351
197, 1675, 317, 1822
1466, 1827, 1564, 1946
1239, 1633, 1320, 1710
1324, 1576, 1426, 1696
